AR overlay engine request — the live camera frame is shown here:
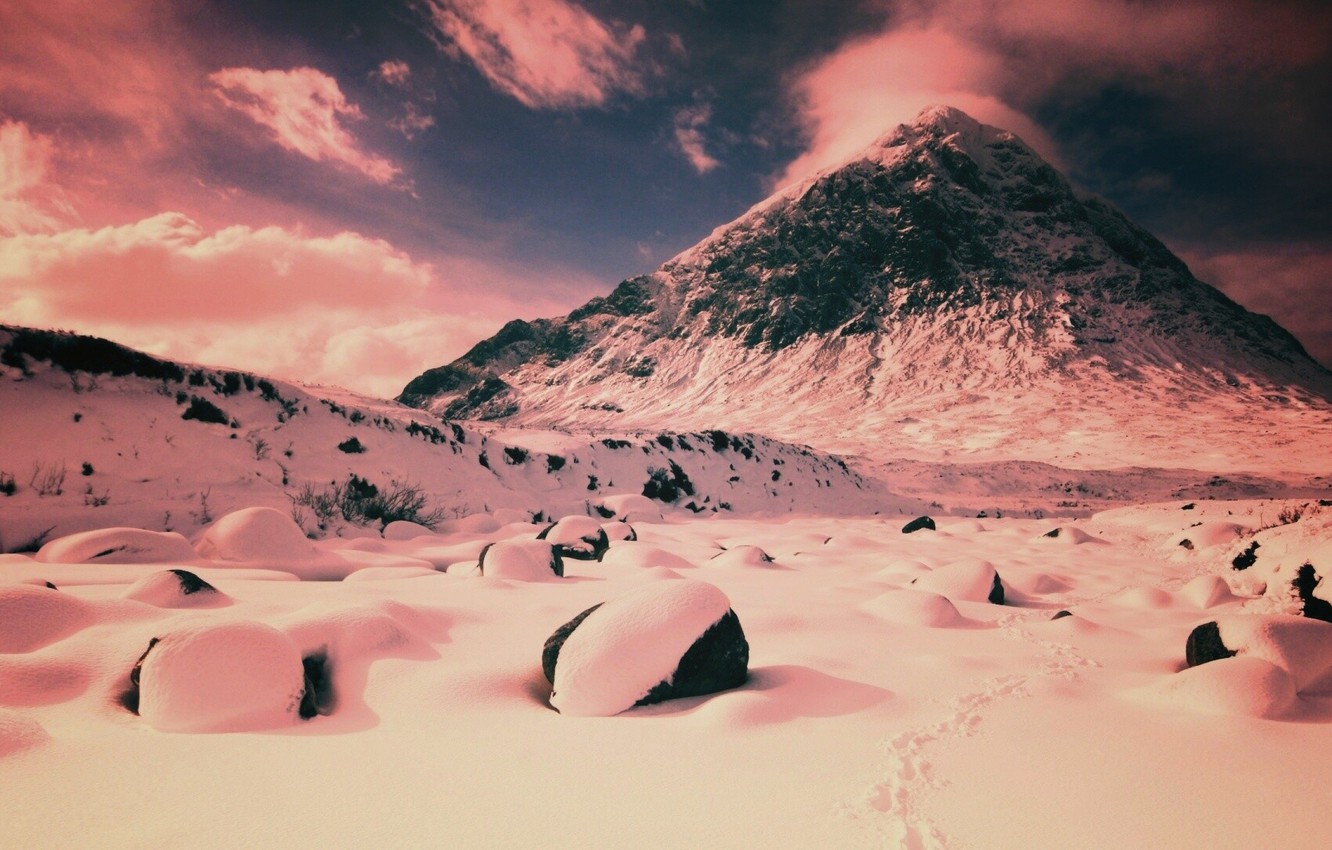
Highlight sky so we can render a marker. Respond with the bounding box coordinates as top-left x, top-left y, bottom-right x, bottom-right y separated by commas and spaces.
1, 0, 1329, 398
